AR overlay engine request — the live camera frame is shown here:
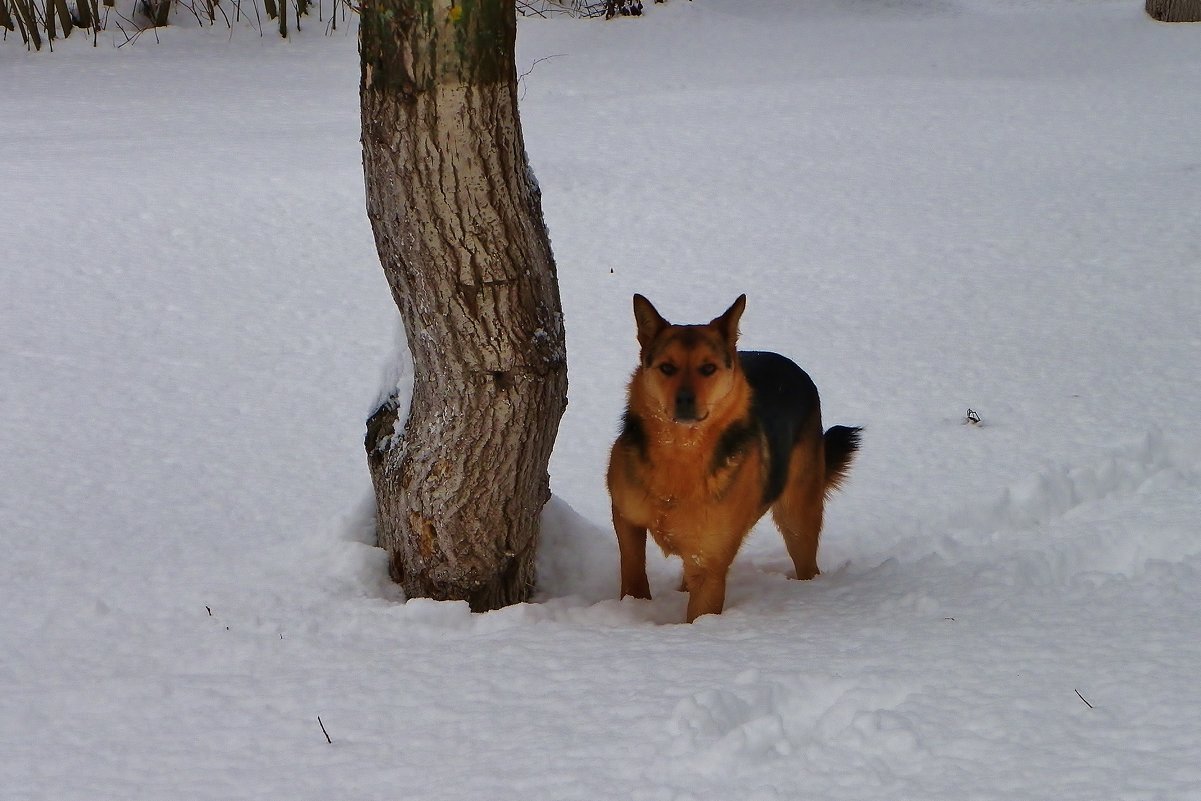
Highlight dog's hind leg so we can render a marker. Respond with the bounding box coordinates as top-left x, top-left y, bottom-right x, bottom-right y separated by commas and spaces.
613, 508, 652, 600
772, 439, 827, 581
